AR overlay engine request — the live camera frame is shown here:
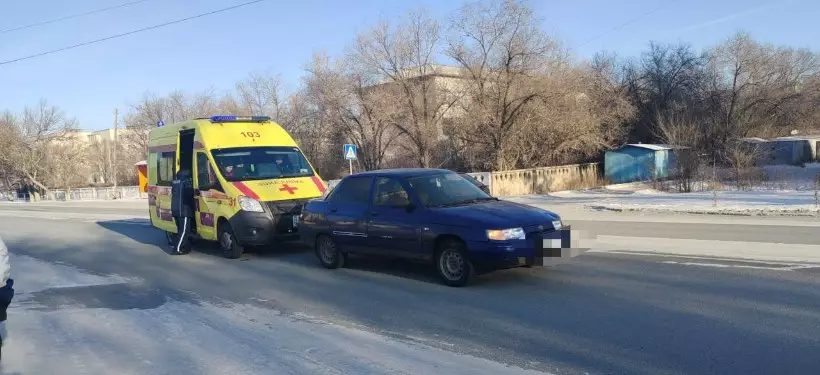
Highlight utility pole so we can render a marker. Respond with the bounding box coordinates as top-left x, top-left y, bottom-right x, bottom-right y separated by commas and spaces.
113, 108, 119, 199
